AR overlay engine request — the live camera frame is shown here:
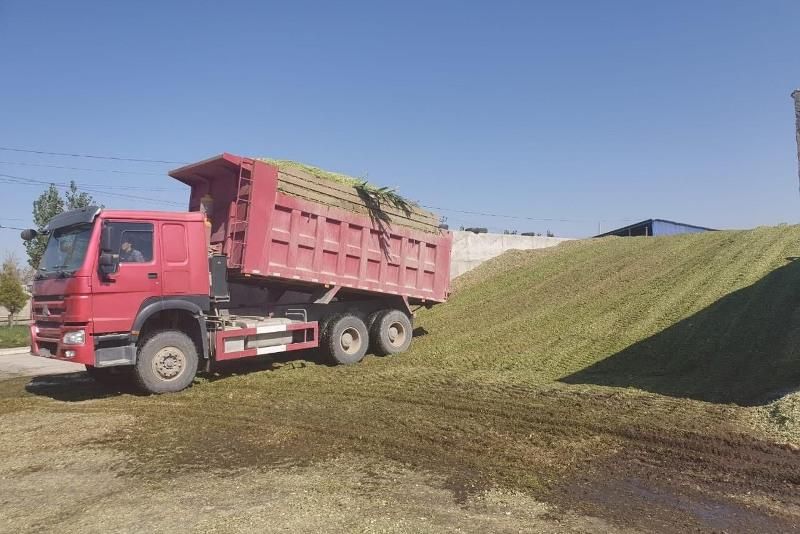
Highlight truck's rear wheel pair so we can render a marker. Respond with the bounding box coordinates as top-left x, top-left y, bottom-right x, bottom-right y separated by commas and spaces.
323, 310, 413, 365
134, 331, 198, 394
